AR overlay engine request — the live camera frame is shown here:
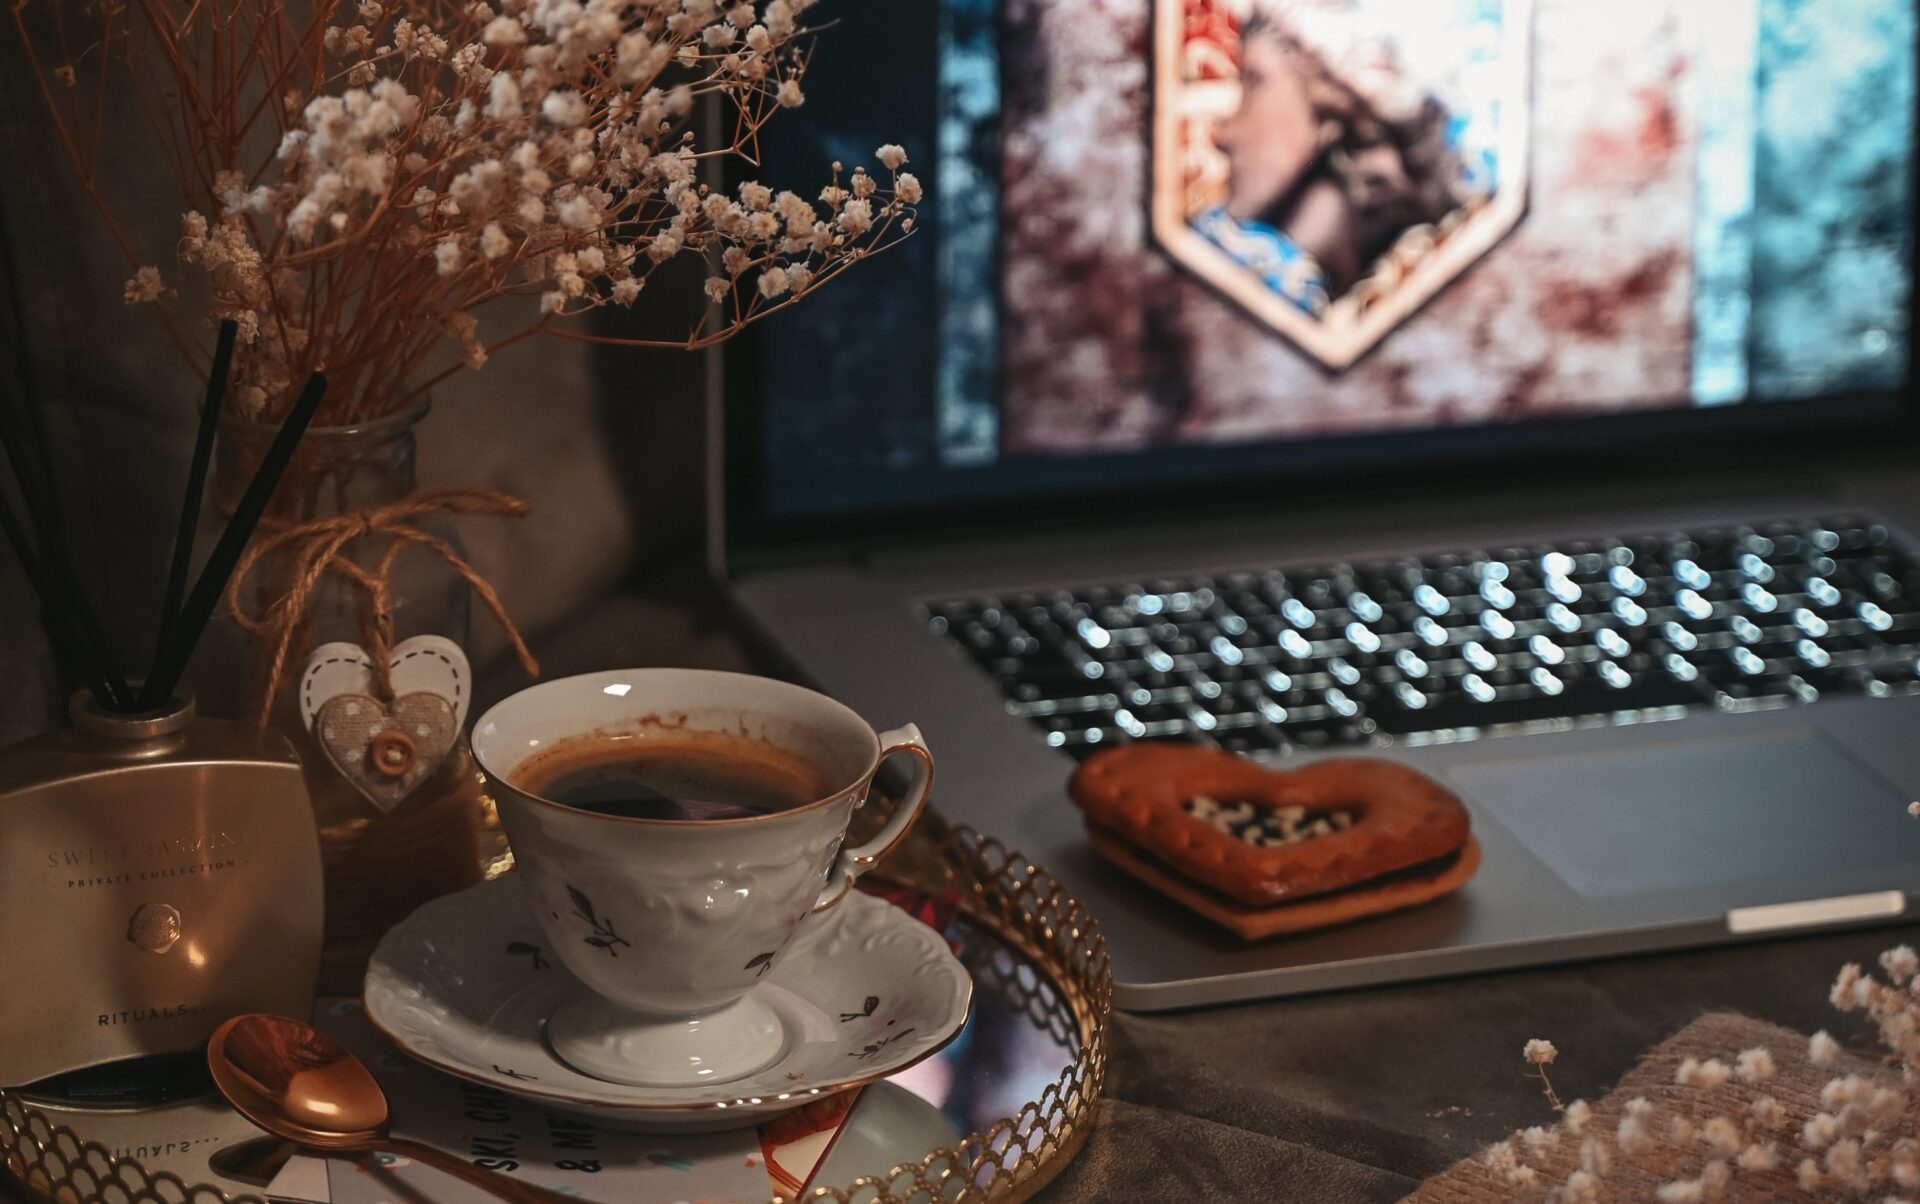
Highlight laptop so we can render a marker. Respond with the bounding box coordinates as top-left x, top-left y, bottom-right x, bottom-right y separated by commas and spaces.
711, 0, 1920, 1011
